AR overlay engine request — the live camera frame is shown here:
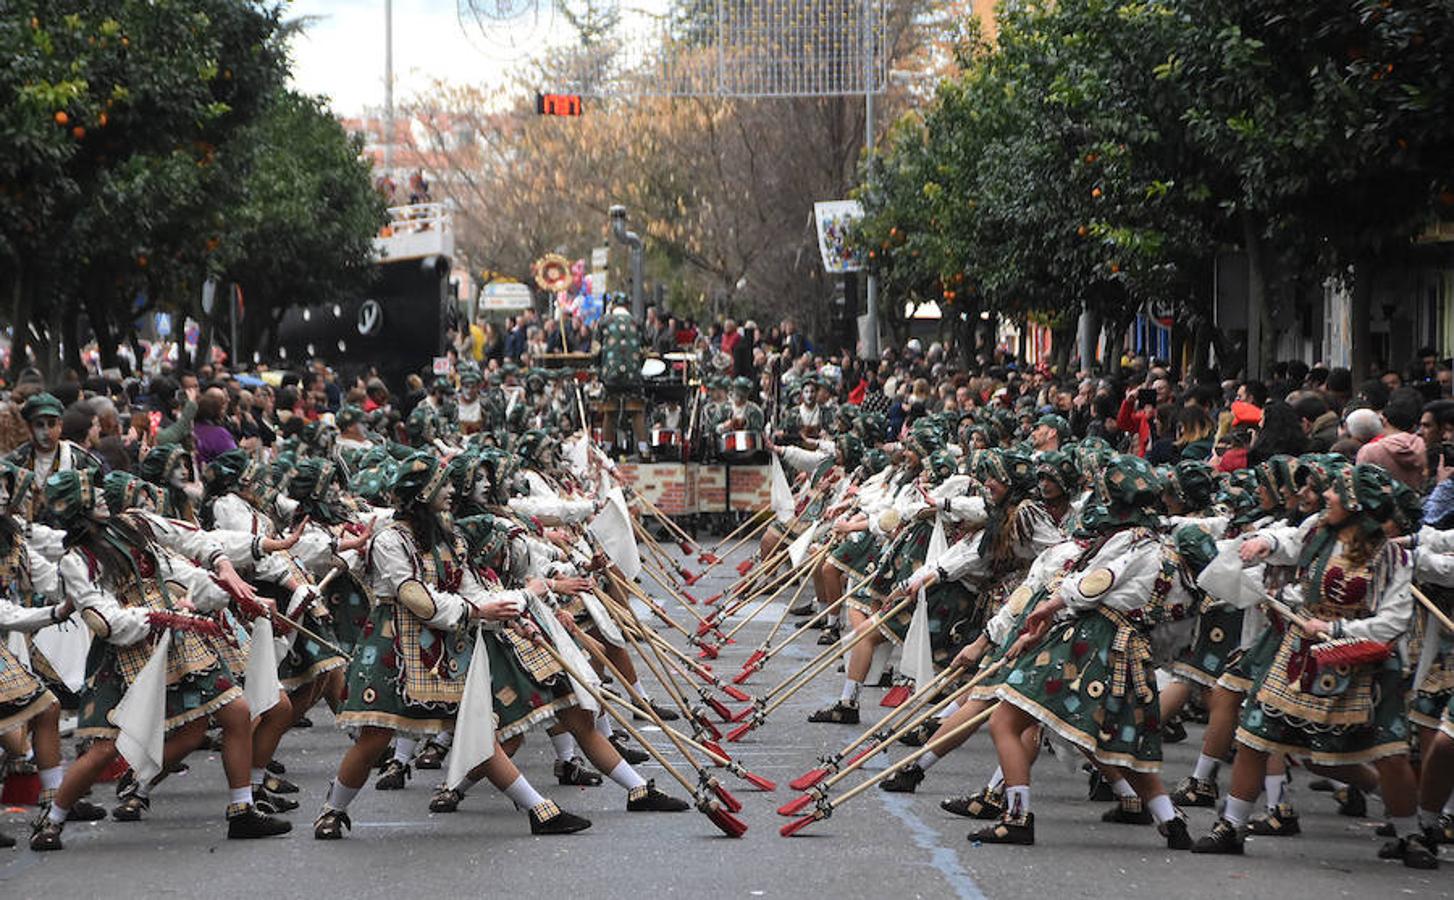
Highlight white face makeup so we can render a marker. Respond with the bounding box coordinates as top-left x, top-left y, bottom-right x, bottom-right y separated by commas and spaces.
89, 493, 110, 521
32, 420, 58, 451
431, 480, 456, 513
471, 472, 491, 505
